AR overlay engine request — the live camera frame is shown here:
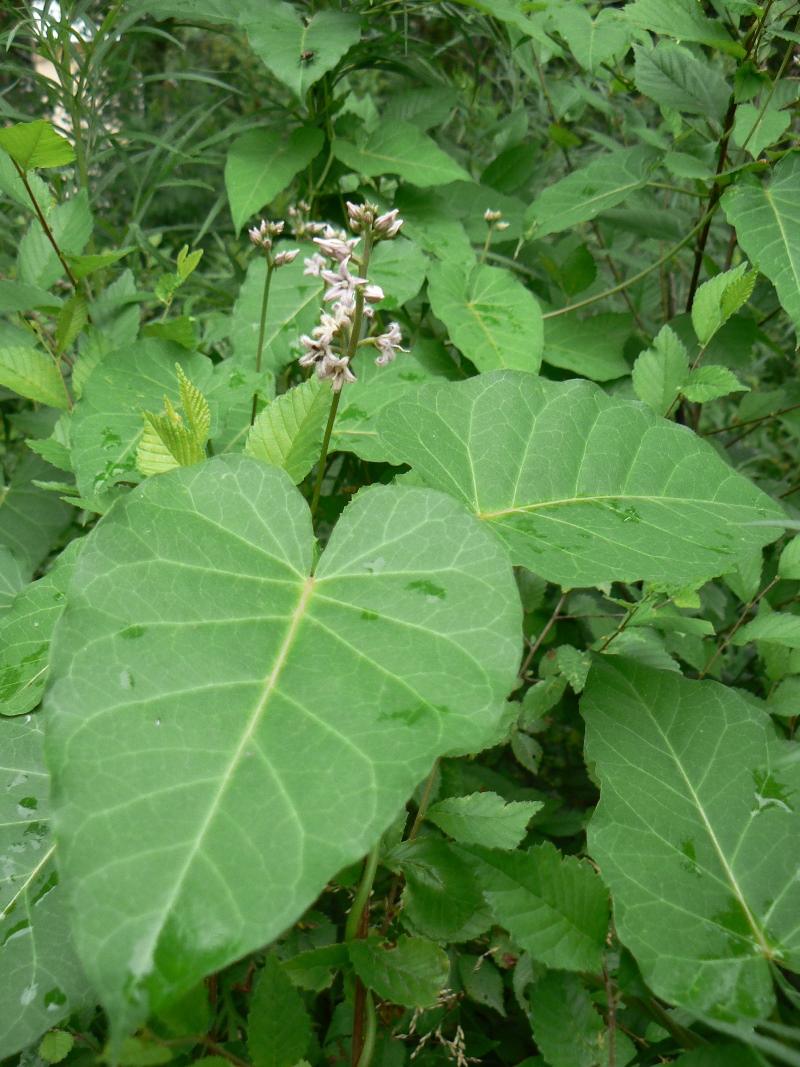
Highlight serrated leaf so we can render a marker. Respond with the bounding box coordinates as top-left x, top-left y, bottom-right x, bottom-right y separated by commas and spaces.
332, 123, 471, 188
245, 377, 330, 483
45, 457, 520, 1033
64, 247, 135, 282
527, 970, 631, 1067
348, 935, 449, 1008
632, 324, 689, 414
427, 263, 542, 373
378, 371, 784, 588
0, 120, 75, 171
245, 7, 360, 100
137, 410, 205, 477
692, 263, 755, 347
39, 1031, 74, 1063
18, 190, 92, 291
625, 0, 742, 54
467, 842, 609, 972
0, 348, 70, 409
55, 293, 88, 353
733, 611, 800, 649
176, 365, 211, 444
248, 955, 312, 1067
458, 954, 506, 1014
0, 713, 93, 1060
778, 537, 800, 580
721, 155, 800, 343
583, 658, 800, 1019
225, 127, 324, 233
681, 365, 749, 404
555, 645, 591, 692
525, 146, 656, 238
391, 836, 493, 942
0, 539, 81, 717
426, 793, 542, 849
510, 729, 543, 773
543, 314, 630, 382
554, 6, 630, 73
176, 246, 202, 280
69, 338, 213, 500
634, 43, 730, 124
0, 280, 62, 314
